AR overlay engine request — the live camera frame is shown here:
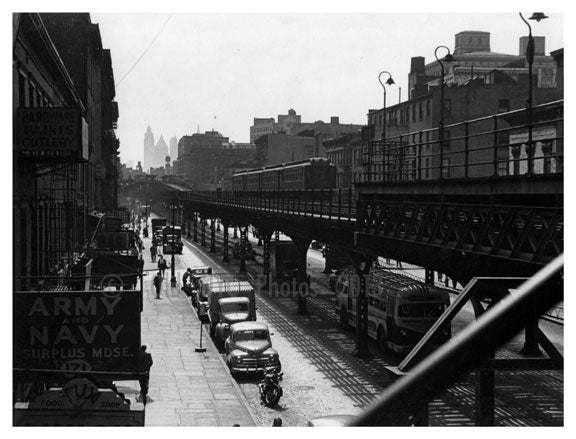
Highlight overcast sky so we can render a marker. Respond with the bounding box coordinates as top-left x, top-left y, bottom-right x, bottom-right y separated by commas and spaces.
8, 2, 566, 167
88, 8, 563, 166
